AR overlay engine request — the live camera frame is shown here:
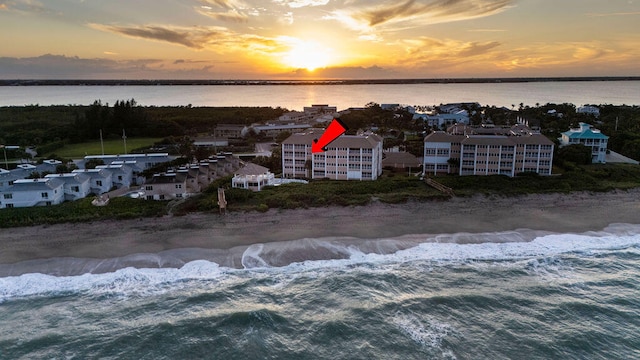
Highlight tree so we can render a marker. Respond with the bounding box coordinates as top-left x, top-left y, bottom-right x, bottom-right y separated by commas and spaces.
85, 158, 105, 169
557, 144, 592, 165
275, 131, 292, 143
